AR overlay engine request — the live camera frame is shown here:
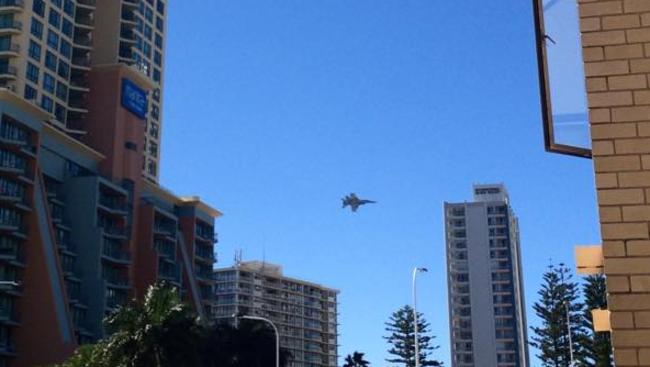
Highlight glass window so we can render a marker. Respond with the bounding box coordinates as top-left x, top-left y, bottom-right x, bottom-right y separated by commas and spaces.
63, 0, 74, 17
32, 0, 45, 17
45, 51, 57, 72
155, 33, 163, 48
54, 103, 66, 122
26, 63, 39, 84
57, 60, 69, 80
145, 7, 154, 22
153, 68, 160, 82
43, 73, 55, 93
24, 85, 37, 100
157, 0, 165, 15
59, 40, 71, 59
52, 0, 62, 8
144, 25, 152, 40
61, 18, 73, 38
154, 50, 162, 66
143, 42, 151, 58
48, 9, 61, 29
31, 18, 44, 39
156, 16, 163, 32
47, 30, 59, 50
28, 40, 41, 62
41, 96, 53, 113
56, 81, 67, 101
